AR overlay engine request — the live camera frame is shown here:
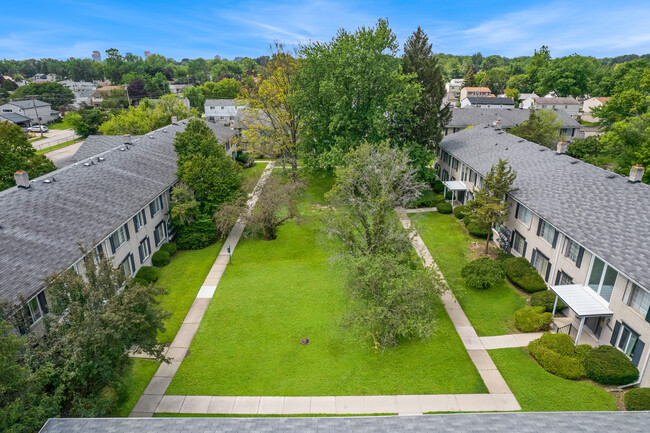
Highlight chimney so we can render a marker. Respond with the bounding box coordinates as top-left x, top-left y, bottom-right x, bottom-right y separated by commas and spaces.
629, 164, 645, 183
123, 133, 132, 145
556, 140, 568, 154
495, 118, 502, 130
171, 115, 178, 125
14, 171, 30, 188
